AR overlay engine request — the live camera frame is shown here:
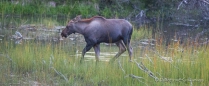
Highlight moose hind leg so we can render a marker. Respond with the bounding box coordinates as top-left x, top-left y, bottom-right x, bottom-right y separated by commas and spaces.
111, 40, 126, 61
128, 44, 133, 61
93, 44, 100, 62
123, 38, 133, 61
